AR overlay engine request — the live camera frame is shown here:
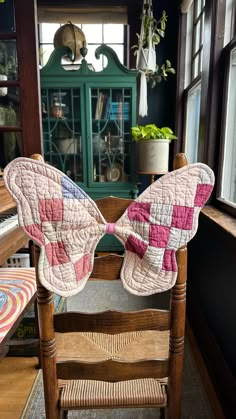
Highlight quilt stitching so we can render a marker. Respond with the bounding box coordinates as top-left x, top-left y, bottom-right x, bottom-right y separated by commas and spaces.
3, 158, 215, 297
